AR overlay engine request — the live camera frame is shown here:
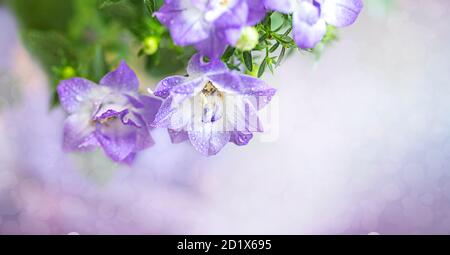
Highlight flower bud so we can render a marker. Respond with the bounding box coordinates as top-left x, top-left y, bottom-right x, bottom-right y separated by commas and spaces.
61, 66, 76, 79
143, 36, 159, 55
236, 27, 259, 52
